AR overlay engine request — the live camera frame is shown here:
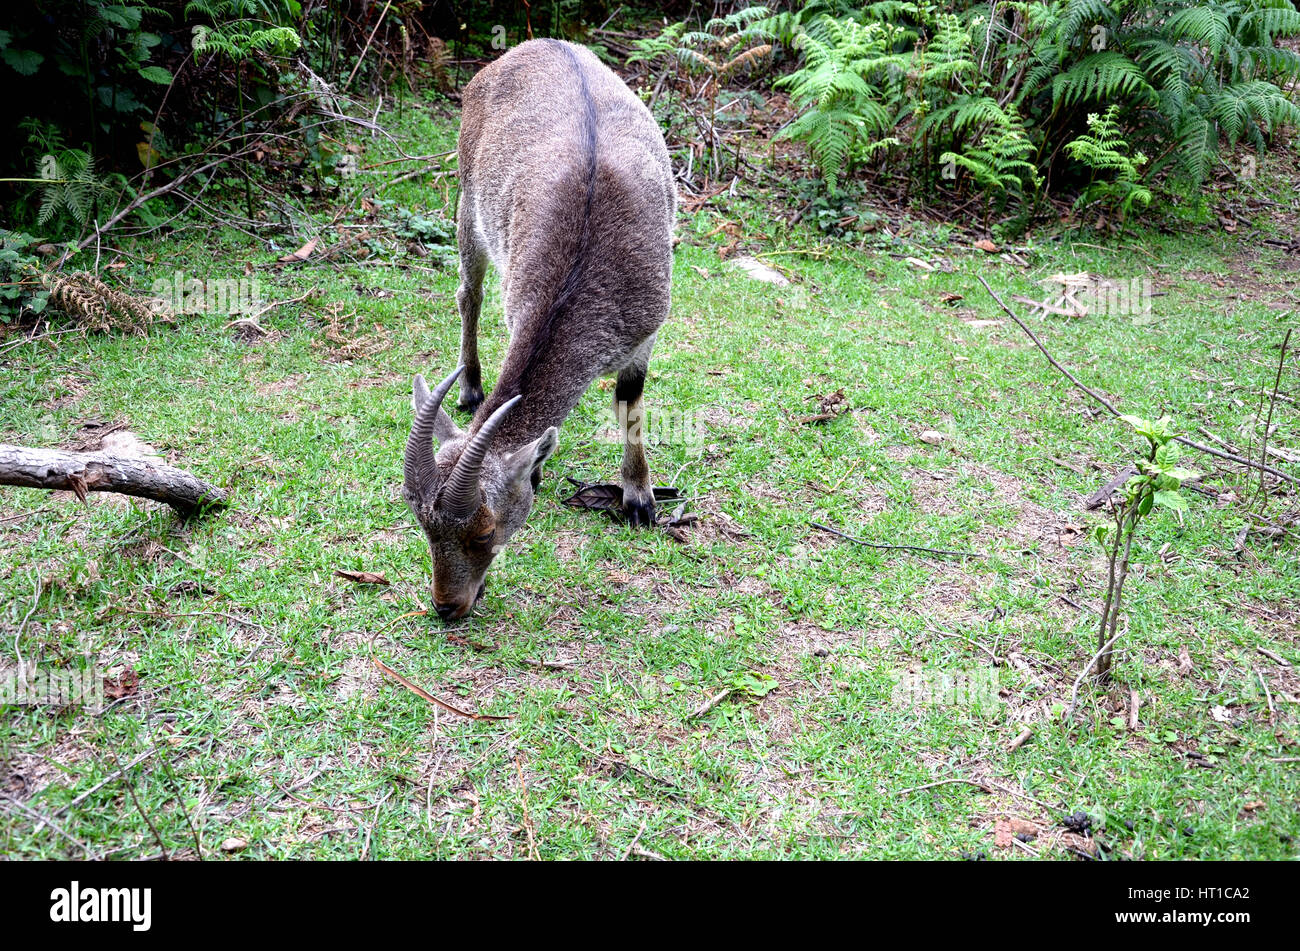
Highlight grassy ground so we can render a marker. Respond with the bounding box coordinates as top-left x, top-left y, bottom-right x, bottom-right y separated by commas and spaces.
2, 99, 1298, 860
